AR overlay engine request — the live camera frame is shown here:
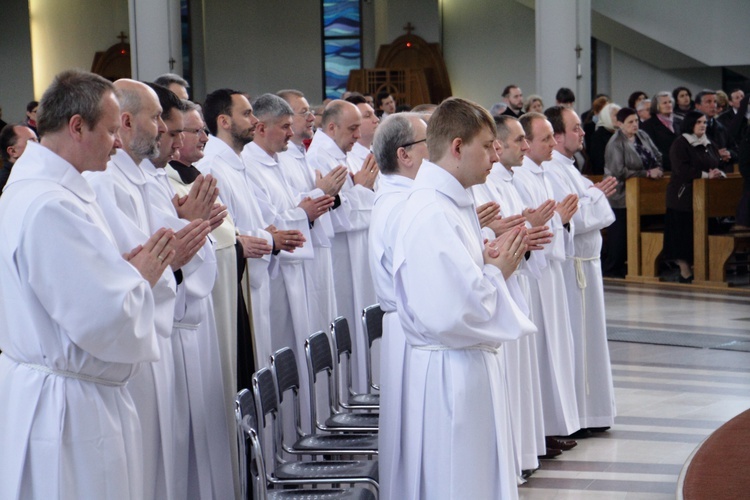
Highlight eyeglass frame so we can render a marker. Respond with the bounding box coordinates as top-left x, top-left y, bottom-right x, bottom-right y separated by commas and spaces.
399, 138, 426, 149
